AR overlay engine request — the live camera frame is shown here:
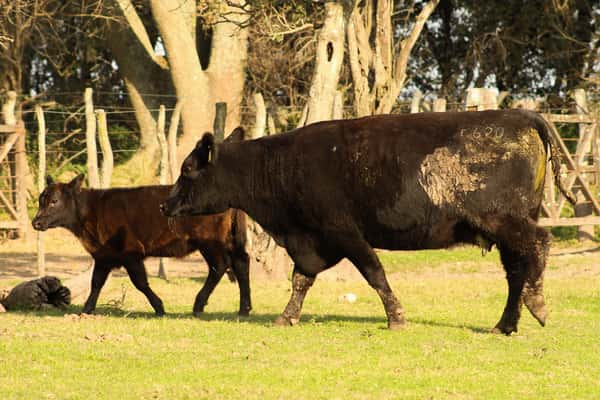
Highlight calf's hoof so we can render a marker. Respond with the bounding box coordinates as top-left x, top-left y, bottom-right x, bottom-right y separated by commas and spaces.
274, 315, 299, 327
